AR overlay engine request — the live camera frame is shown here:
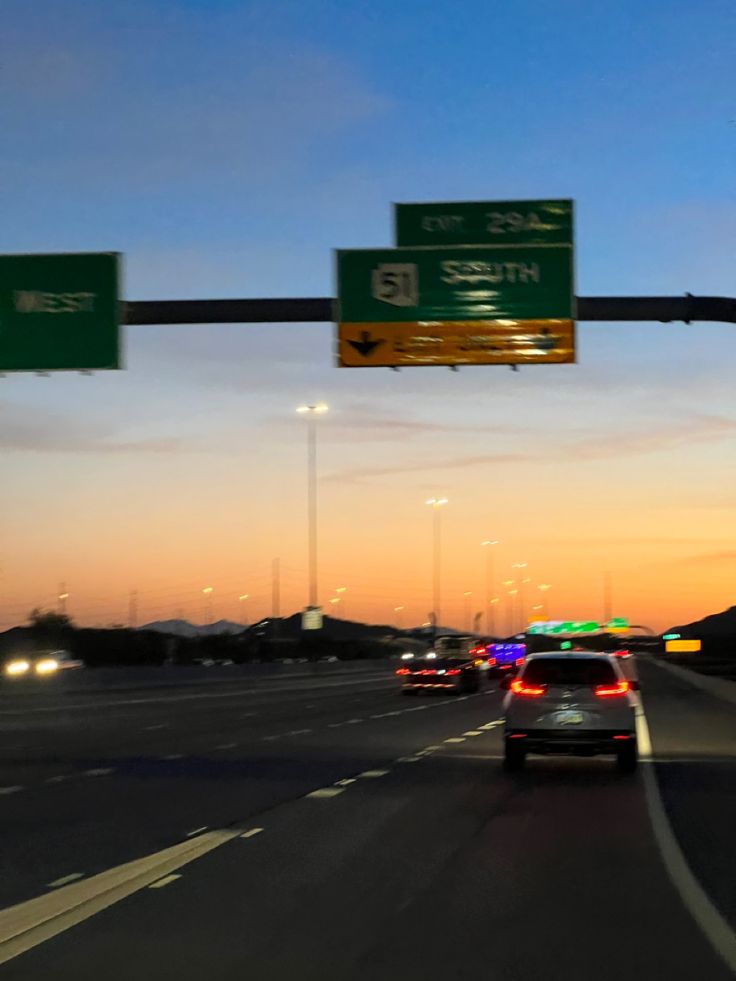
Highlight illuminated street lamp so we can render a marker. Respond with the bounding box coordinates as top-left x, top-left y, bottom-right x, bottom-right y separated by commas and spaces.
202, 586, 214, 625
538, 583, 552, 619
296, 404, 329, 610
425, 498, 448, 629
481, 540, 500, 634
335, 586, 347, 620
238, 593, 249, 626
394, 605, 405, 628
463, 591, 472, 632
